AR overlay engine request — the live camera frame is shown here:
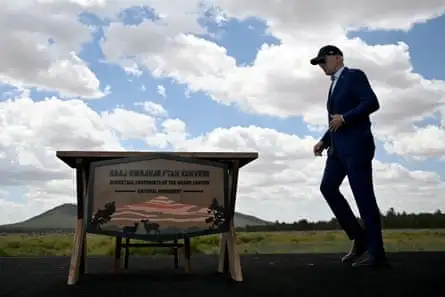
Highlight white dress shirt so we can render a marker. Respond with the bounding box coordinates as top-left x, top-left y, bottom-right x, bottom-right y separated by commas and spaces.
330, 66, 344, 95
329, 66, 345, 123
